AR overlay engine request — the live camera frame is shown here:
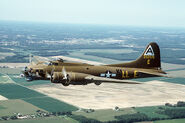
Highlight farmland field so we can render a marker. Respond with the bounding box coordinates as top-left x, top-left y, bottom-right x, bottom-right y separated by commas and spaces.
0, 83, 44, 99
0, 73, 13, 83
23, 96, 78, 112
0, 83, 78, 112
72, 108, 136, 122
154, 118, 185, 123
0, 99, 47, 117
161, 78, 185, 85
135, 106, 169, 119
0, 116, 78, 123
